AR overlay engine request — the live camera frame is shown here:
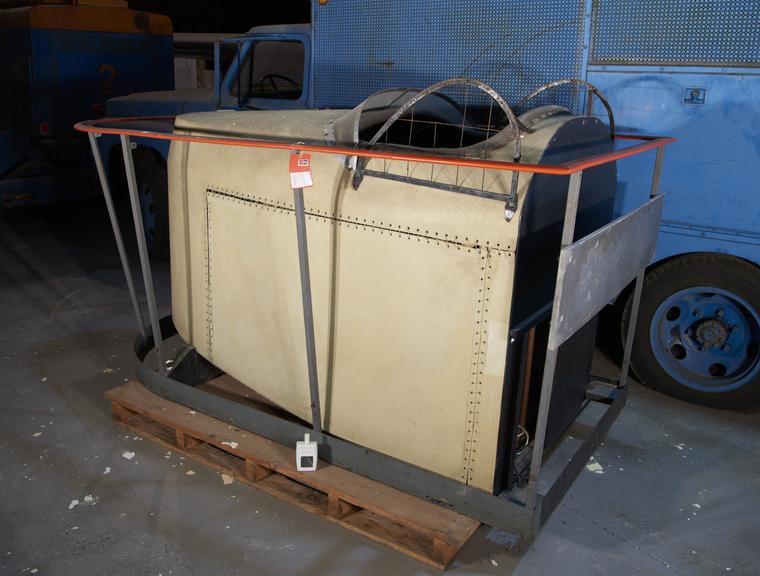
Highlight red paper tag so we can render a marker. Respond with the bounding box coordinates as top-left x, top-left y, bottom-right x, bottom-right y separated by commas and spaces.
289, 153, 314, 189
